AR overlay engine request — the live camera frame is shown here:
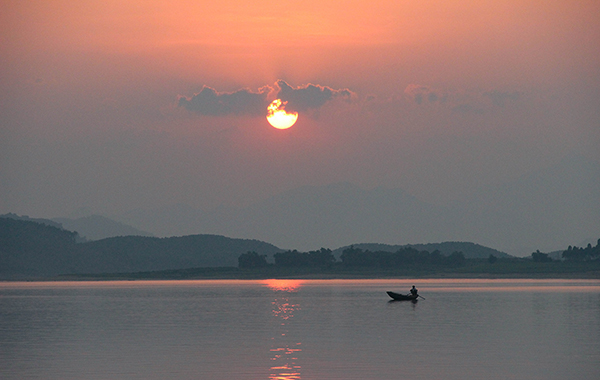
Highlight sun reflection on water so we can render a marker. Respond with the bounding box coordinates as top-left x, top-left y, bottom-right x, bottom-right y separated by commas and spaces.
269, 345, 302, 380
272, 300, 299, 321
264, 279, 304, 292
268, 279, 303, 380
